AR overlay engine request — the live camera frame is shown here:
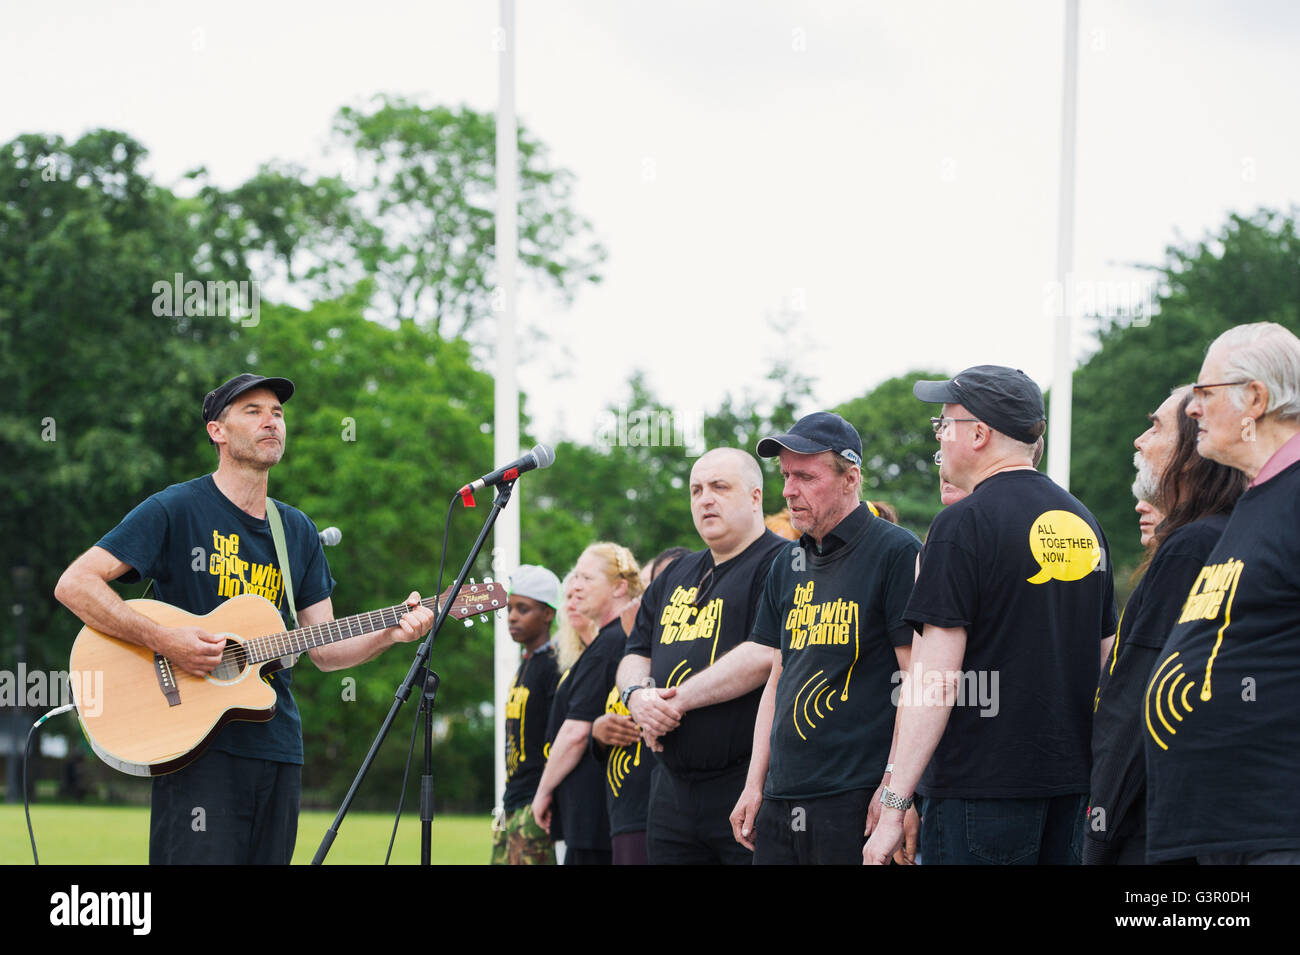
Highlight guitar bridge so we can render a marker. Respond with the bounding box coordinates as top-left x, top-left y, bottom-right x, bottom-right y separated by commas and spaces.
154, 654, 182, 707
